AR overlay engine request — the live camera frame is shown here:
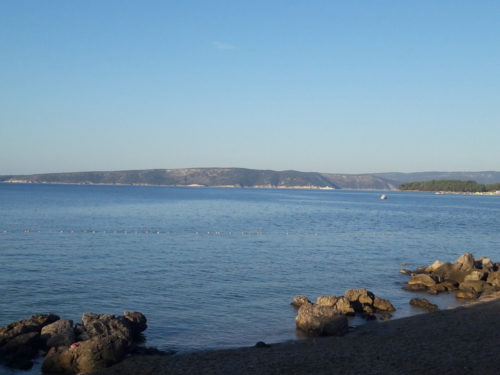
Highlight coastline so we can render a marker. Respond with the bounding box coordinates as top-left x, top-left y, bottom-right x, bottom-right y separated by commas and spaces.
88, 293, 500, 375
0, 181, 383, 190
